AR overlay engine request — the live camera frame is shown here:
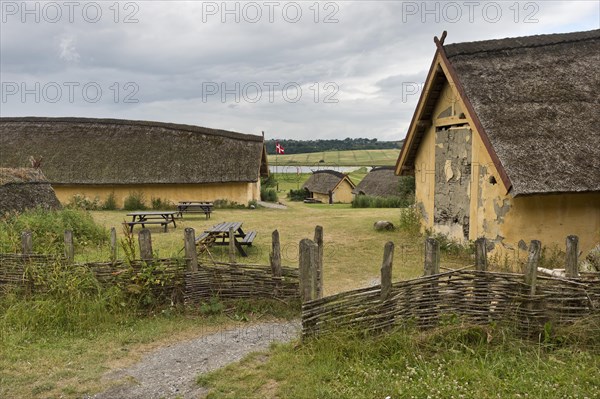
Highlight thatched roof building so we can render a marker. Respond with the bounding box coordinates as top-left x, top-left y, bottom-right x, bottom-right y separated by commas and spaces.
352, 167, 400, 197
395, 29, 600, 255
0, 168, 61, 215
0, 117, 269, 206
302, 170, 356, 204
